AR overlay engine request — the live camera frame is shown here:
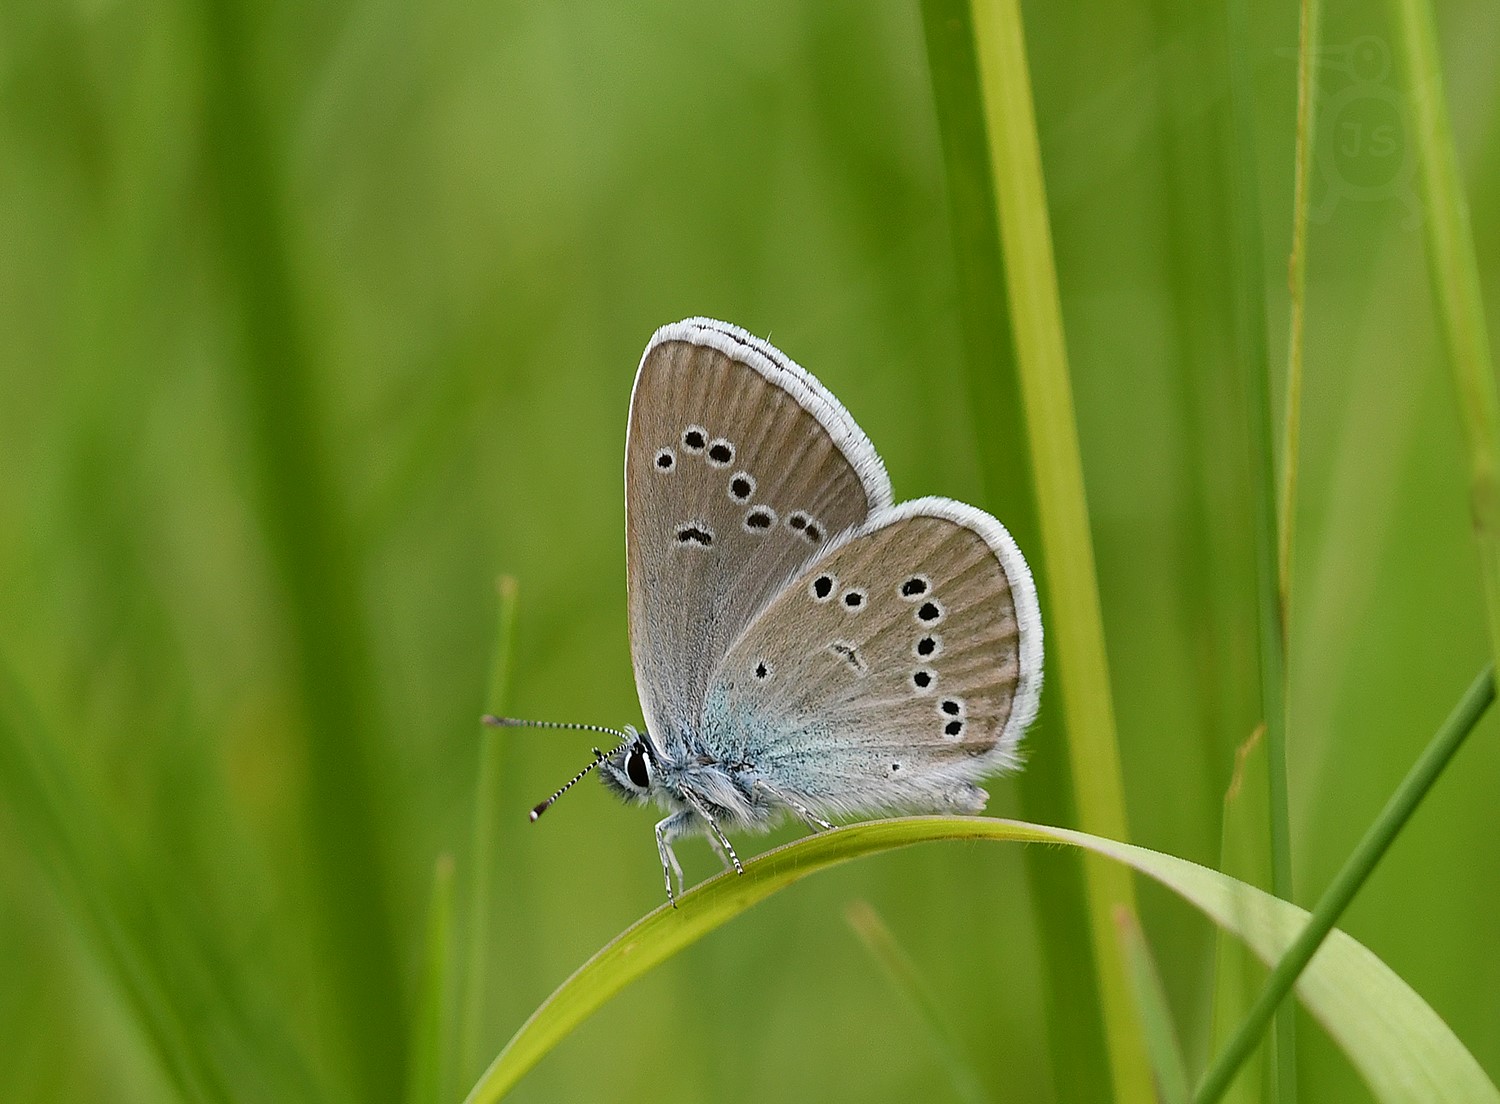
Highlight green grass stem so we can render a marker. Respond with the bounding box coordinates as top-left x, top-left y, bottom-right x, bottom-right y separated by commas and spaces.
967, 2, 1149, 1097
1, 664, 327, 1104
1389, 0, 1500, 664
1194, 664, 1496, 1103
1222, 0, 1297, 1095
1280, 0, 1321, 613
1207, 726, 1273, 1104
918, 2, 1115, 1097
407, 855, 457, 1104
0, 663, 231, 1104
459, 576, 521, 1085
193, 0, 407, 1095
845, 901, 994, 1104
1116, 907, 1191, 1104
